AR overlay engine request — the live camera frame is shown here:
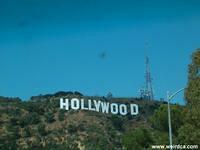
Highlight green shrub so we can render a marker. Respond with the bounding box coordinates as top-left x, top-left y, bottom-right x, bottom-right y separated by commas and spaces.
58, 110, 65, 121
45, 112, 55, 123
19, 112, 40, 127
122, 127, 153, 150
37, 123, 47, 136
